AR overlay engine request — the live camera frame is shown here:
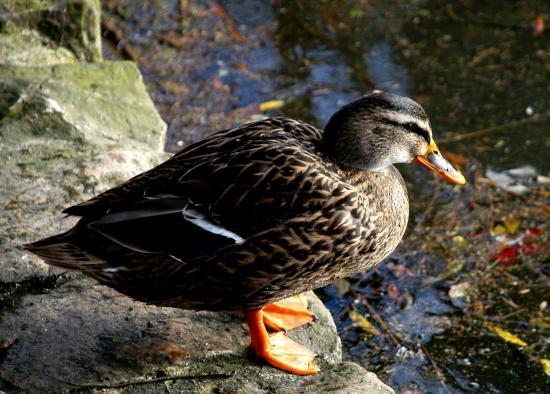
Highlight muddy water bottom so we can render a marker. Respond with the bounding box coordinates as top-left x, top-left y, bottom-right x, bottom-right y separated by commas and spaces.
102, 0, 549, 392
